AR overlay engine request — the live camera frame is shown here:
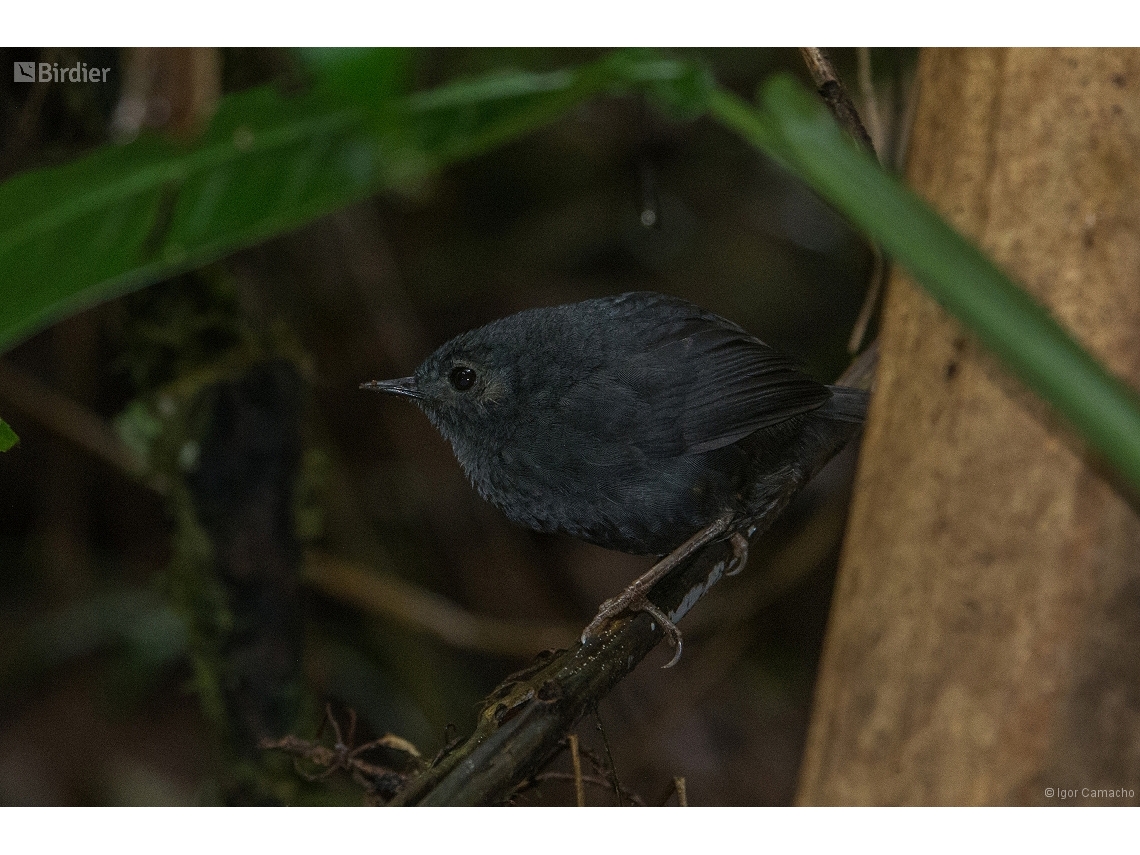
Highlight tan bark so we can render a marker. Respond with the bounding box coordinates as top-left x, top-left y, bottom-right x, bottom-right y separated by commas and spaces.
798, 48, 1140, 805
